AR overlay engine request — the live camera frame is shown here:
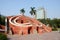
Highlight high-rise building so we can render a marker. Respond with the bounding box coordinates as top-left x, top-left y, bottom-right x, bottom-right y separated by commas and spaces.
37, 7, 46, 19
